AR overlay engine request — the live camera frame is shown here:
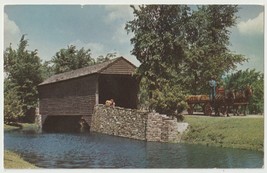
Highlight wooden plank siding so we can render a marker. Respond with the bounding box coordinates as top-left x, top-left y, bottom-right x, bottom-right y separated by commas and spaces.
39, 95, 95, 116
100, 58, 136, 75
38, 57, 137, 118
38, 74, 98, 116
